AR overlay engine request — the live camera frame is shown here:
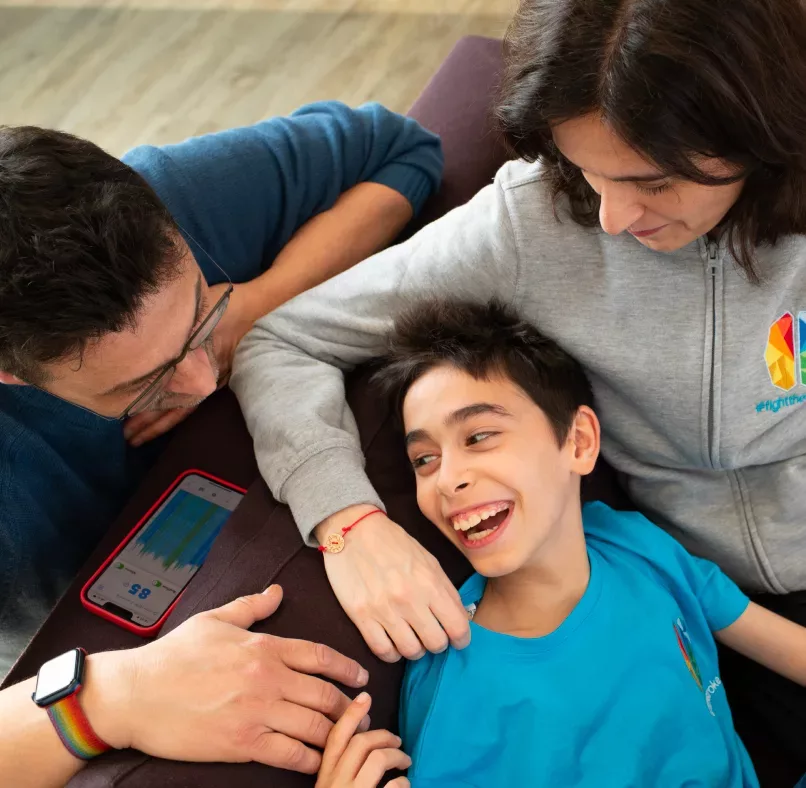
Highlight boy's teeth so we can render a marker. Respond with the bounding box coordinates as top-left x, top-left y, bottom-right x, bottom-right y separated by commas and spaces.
467, 527, 495, 542
451, 503, 509, 531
